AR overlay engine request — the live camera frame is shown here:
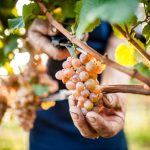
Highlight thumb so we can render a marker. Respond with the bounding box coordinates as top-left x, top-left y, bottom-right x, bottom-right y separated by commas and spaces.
102, 94, 121, 109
